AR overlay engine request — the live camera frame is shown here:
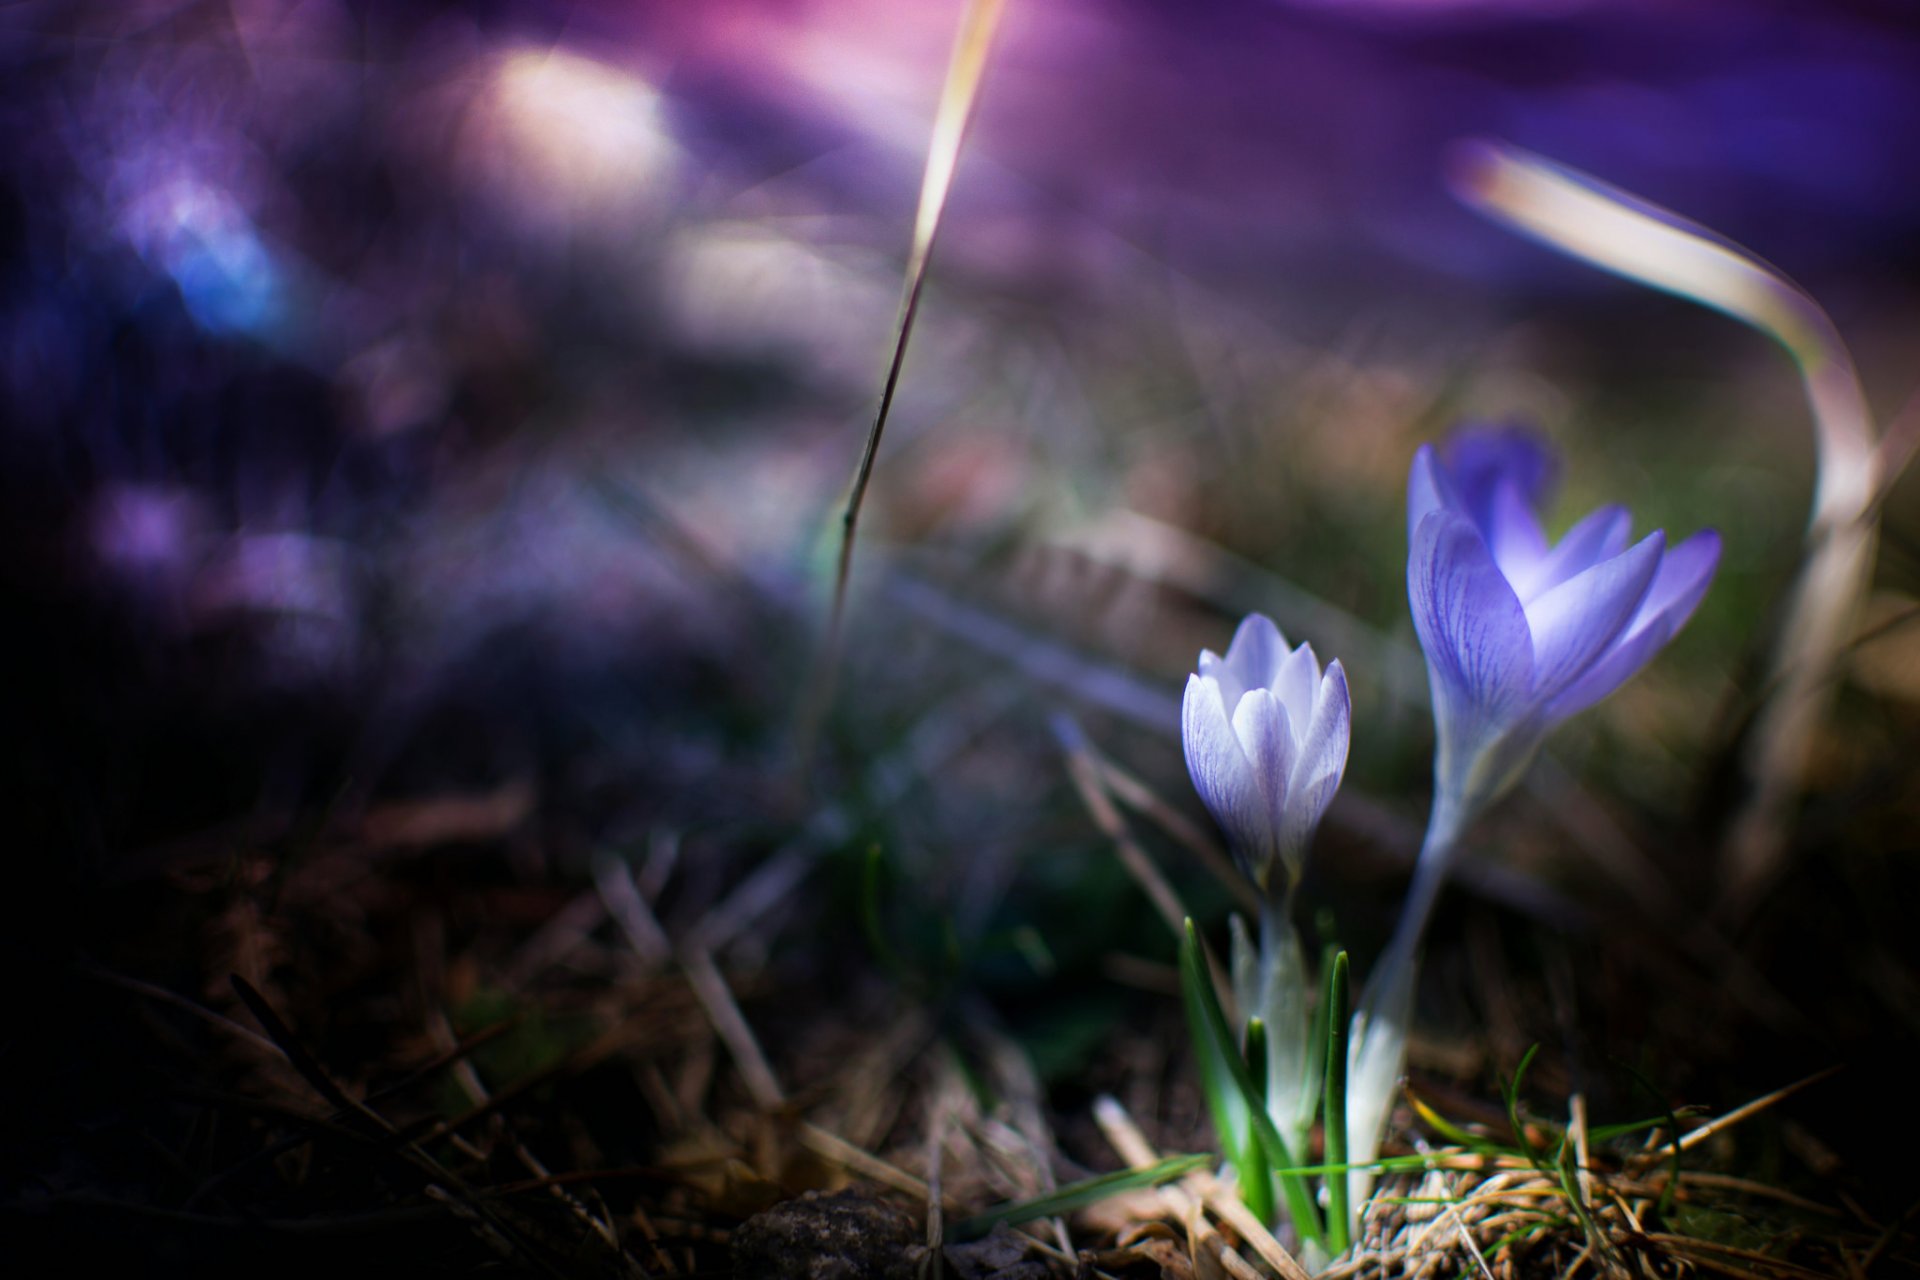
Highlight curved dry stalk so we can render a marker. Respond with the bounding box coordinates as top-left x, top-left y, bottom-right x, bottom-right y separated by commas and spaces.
1451, 140, 1888, 921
